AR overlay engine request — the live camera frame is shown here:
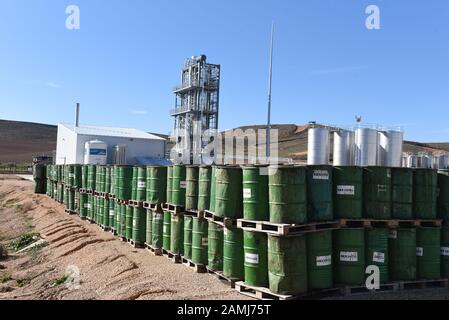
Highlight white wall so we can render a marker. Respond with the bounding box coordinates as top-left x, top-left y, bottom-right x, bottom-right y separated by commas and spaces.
55, 124, 78, 164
